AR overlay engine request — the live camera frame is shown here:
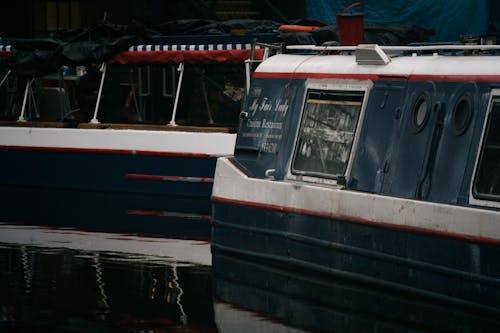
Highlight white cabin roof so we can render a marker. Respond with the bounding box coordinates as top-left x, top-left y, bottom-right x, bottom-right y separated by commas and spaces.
255, 49, 500, 78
